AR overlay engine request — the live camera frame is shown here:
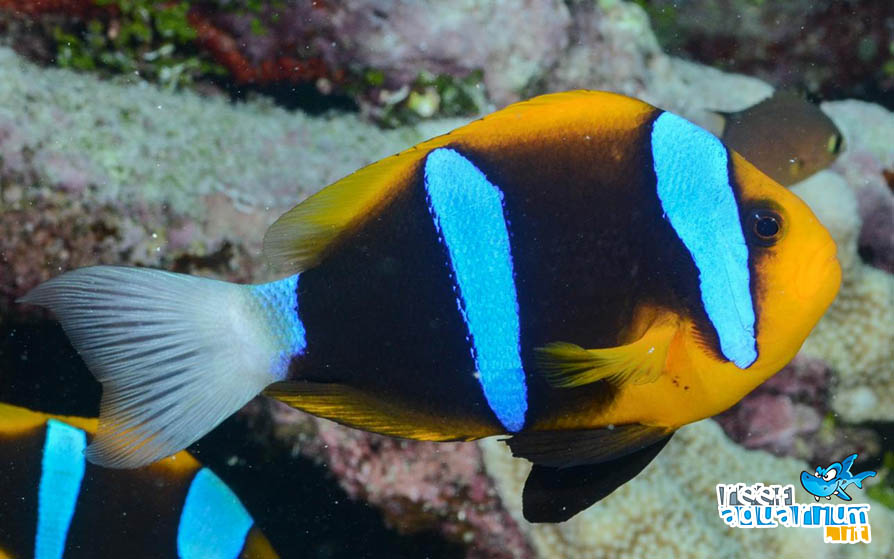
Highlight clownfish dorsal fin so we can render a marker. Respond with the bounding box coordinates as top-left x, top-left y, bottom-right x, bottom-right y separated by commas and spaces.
263, 90, 652, 275
262, 147, 427, 274
535, 320, 678, 388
